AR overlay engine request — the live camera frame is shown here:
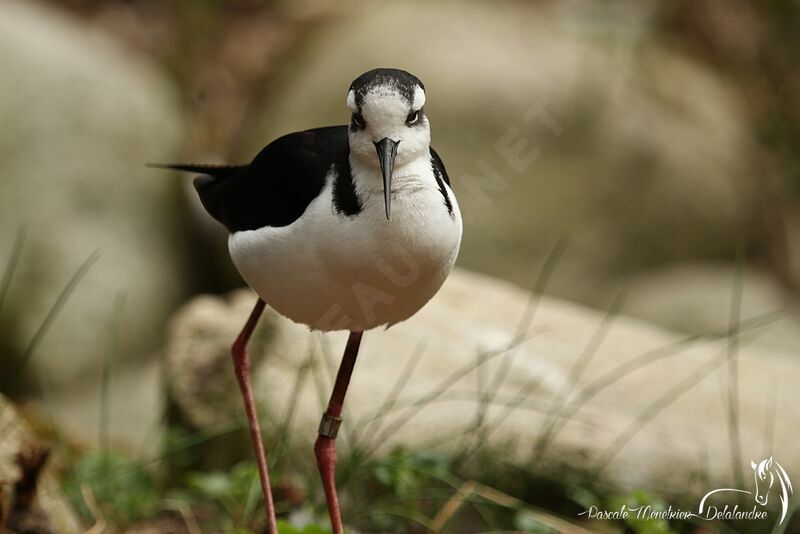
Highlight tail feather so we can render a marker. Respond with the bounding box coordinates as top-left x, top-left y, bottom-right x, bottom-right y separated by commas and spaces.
146, 162, 246, 179
147, 163, 245, 224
